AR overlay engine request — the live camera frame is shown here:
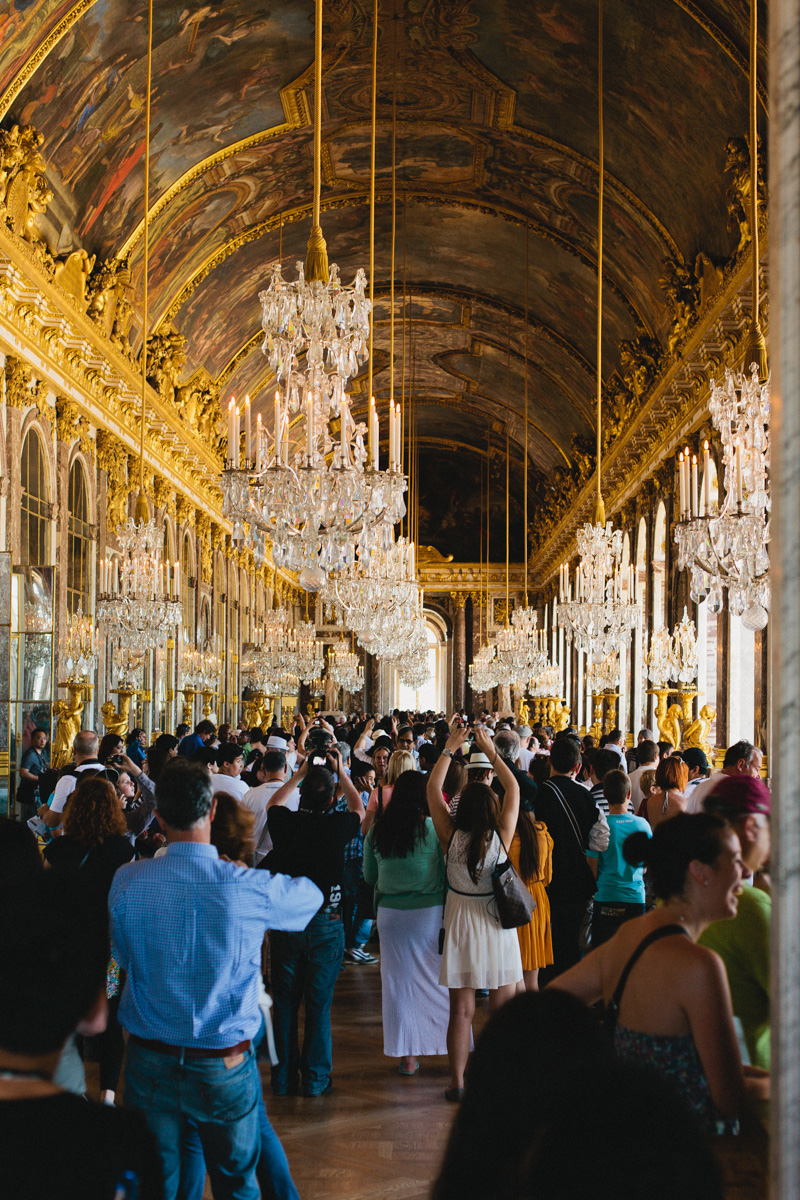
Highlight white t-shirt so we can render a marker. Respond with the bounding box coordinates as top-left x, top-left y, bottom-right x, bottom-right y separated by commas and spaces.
517, 746, 534, 772
50, 761, 104, 815
242, 780, 300, 859
628, 761, 658, 809
684, 770, 725, 814
210, 773, 249, 801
